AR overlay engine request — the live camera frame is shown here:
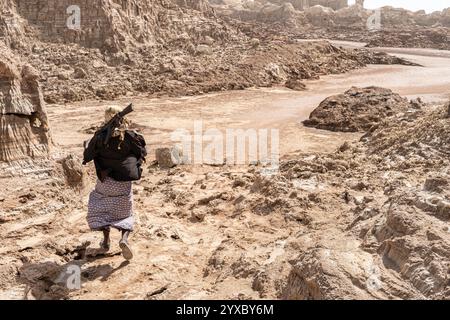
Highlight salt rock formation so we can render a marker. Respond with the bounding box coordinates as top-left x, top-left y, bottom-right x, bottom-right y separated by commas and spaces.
333, 4, 369, 28
258, 2, 299, 23
379, 6, 417, 26
0, 0, 28, 49
209, 0, 349, 25
175, 0, 212, 12
441, 8, 450, 26
303, 86, 412, 132
303, 0, 347, 11
366, 28, 450, 50
237, 0, 349, 11
379, 6, 450, 28
365, 100, 450, 163
355, 101, 450, 299
284, 240, 388, 299
0, 44, 51, 163
304, 5, 335, 27
362, 6, 450, 50
210, 0, 305, 25
13, 0, 230, 53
